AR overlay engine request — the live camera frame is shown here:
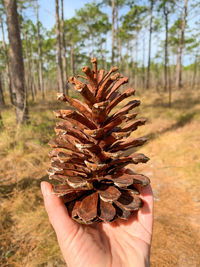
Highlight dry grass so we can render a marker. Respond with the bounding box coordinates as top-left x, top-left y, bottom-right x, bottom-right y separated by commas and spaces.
0, 89, 200, 266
